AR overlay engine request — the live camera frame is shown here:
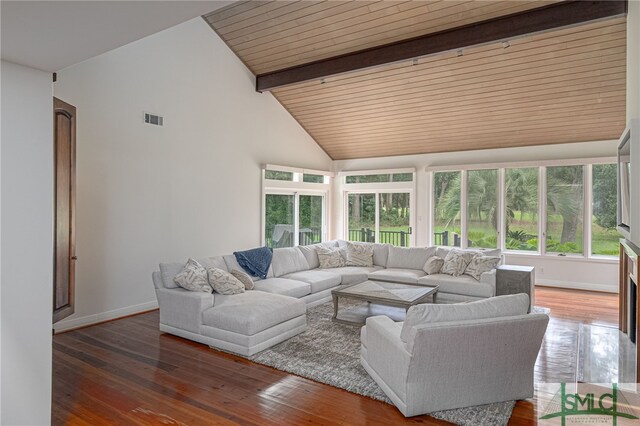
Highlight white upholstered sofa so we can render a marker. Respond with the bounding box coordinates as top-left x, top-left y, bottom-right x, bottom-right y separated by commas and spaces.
360, 294, 549, 416
153, 240, 506, 355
